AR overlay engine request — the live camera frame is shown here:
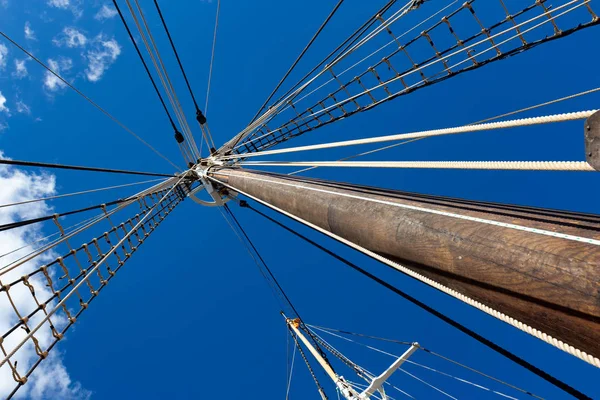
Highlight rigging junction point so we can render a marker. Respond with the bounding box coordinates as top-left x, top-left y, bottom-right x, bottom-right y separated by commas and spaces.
1, 0, 600, 398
